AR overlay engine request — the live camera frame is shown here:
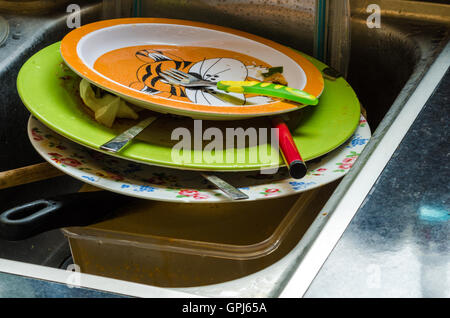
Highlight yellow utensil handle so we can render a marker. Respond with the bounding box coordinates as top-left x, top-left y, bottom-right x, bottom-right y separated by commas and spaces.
216, 81, 319, 105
